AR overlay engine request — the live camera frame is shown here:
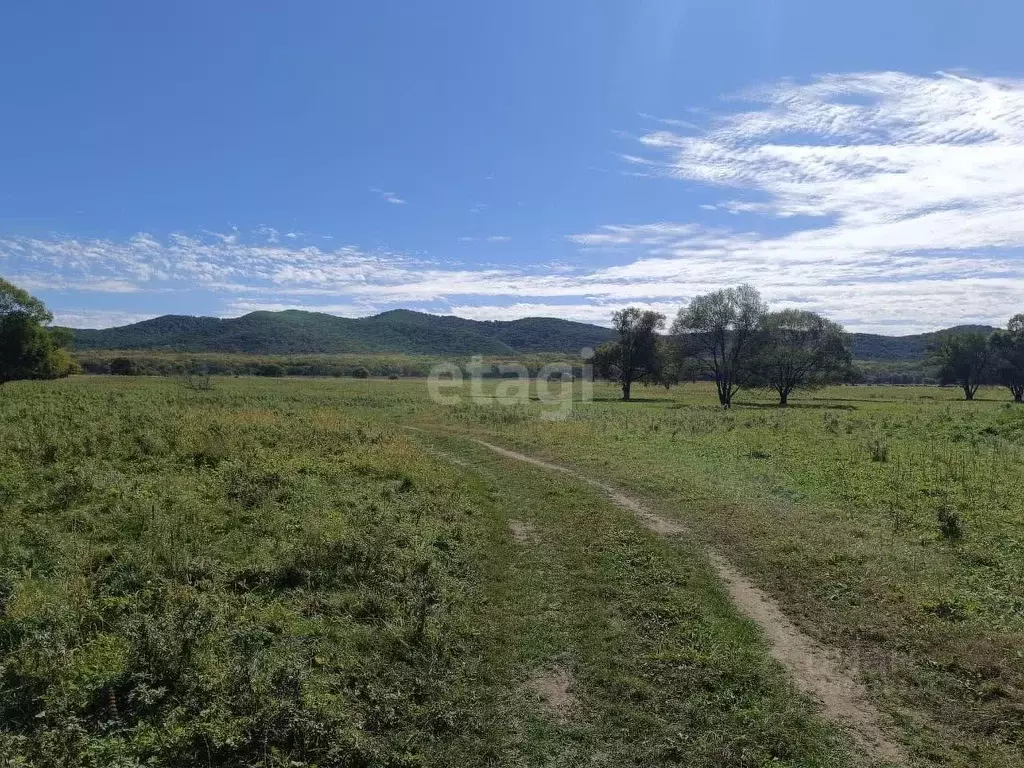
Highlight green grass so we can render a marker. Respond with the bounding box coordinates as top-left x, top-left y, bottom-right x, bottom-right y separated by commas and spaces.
0, 376, 859, 767
409, 379, 1024, 767
4, 374, 1024, 766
